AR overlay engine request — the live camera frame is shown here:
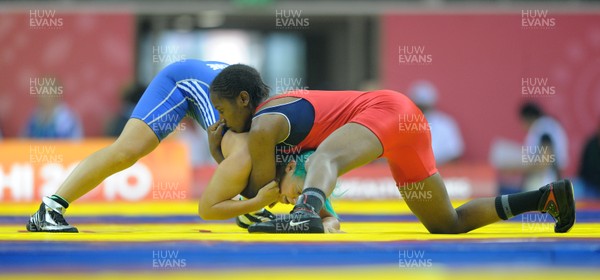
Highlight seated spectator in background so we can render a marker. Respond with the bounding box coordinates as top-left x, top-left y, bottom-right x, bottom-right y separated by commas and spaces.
579, 120, 600, 199
519, 102, 568, 192
105, 83, 145, 137
409, 80, 464, 165
24, 81, 83, 139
